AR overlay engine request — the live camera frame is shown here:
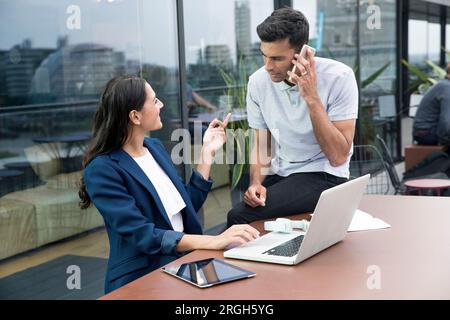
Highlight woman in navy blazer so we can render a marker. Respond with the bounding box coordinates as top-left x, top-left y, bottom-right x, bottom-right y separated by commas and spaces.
79, 76, 259, 294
